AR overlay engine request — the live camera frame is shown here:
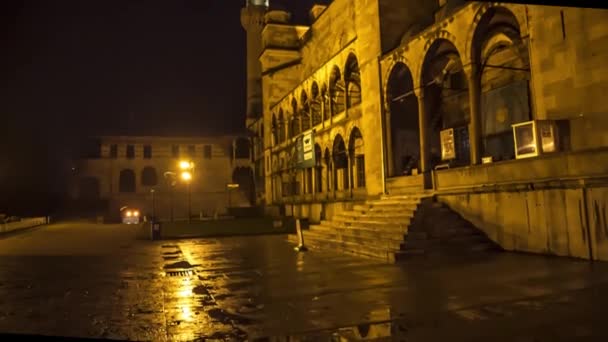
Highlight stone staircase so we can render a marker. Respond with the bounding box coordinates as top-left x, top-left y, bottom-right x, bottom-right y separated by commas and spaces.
288, 193, 501, 262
